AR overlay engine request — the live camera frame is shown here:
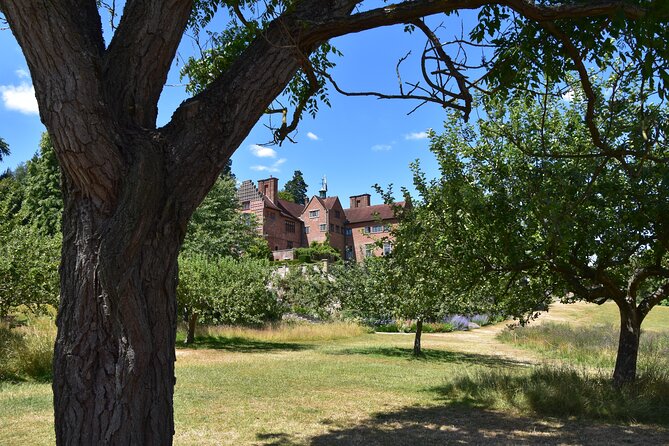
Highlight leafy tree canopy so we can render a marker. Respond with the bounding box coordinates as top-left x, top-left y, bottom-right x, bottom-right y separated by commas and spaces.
409, 66, 668, 383
280, 170, 308, 204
